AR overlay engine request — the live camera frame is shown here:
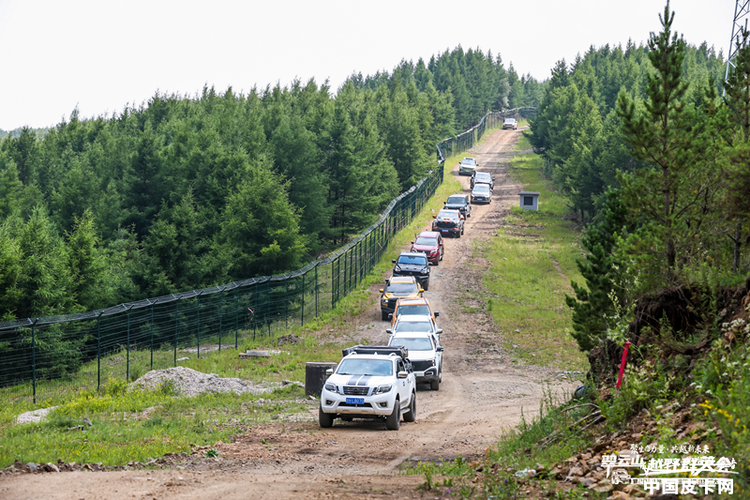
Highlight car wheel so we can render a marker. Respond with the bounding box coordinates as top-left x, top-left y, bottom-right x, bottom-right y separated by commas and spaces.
430, 378, 440, 391
319, 406, 334, 428
382, 311, 389, 321
423, 280, 429, 291
434, 257, 439, 266
403, 392, 416, 422
386, 400, 401, 430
